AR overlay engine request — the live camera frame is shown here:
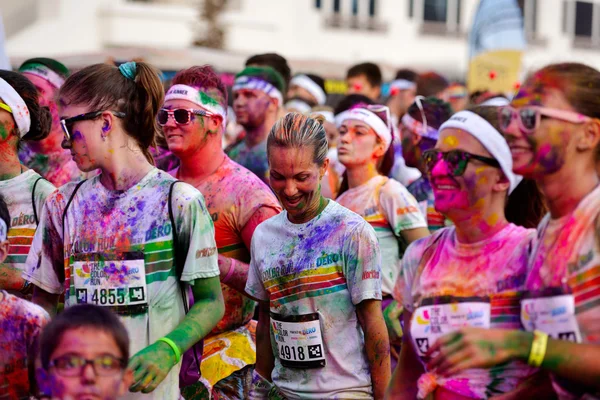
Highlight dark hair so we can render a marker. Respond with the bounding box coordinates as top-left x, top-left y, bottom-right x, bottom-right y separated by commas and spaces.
334, 94, 375, 115
336, 104, 395, 196
172, 65, 228, 109
469, 90, 508, 105
59, 62, 165, 164
469, 105, 547, 228
245, 53, 291, 91
0, 70, 52, 143
416, 71, 449, 97
347, 62, 382, 88
394, 68, 418, 82
0, 194, 9, 231
40, 304, 130, 369
406, 96, 453, 129
19, 57, 70, 79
